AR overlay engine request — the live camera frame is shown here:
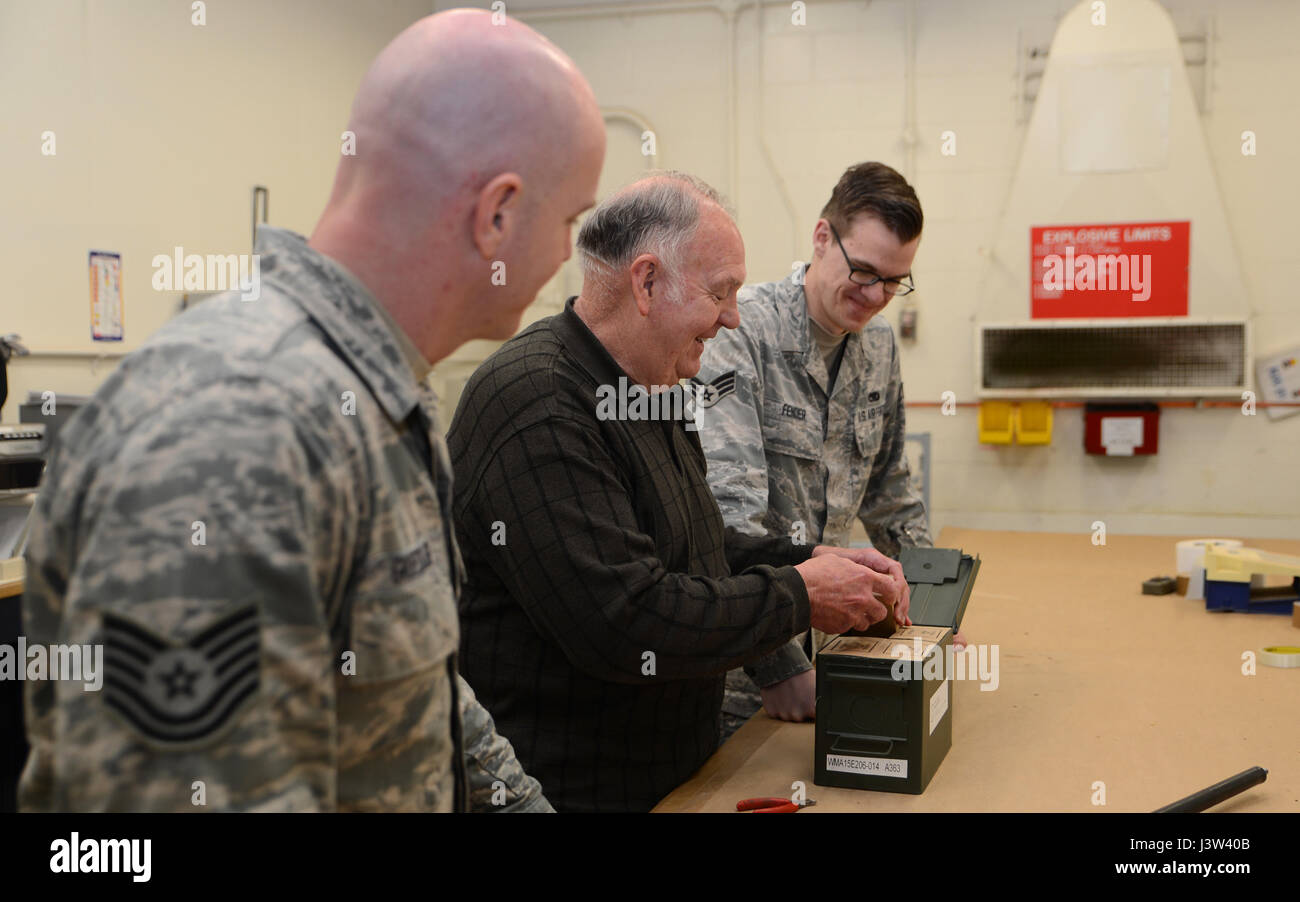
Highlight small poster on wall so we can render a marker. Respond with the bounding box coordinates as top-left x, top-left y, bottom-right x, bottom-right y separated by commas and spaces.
1030, 221, 1189, 318
1256, 347, 1300, 422
89, 250, 124, 341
